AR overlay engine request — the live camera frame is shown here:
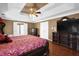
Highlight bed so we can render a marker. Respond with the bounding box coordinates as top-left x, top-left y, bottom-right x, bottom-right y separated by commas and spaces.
0, 35, 49, 56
